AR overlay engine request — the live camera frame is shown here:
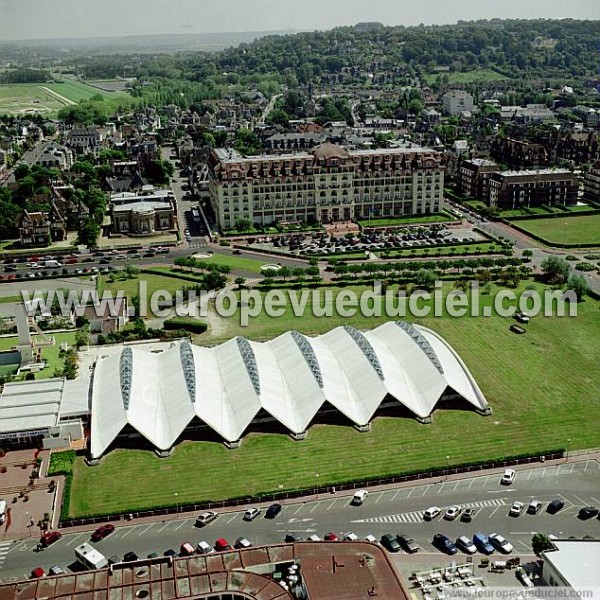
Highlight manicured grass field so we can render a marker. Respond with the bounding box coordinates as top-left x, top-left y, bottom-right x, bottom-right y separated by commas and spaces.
68, 283, 600, 517
202, 253, 269, 274
377, 242, 501, 259
104, 273, 196, 301
47, 80, 120, 102
513, 214, 600, 245
423, 68, 510, 85
358, 213, 456, 227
